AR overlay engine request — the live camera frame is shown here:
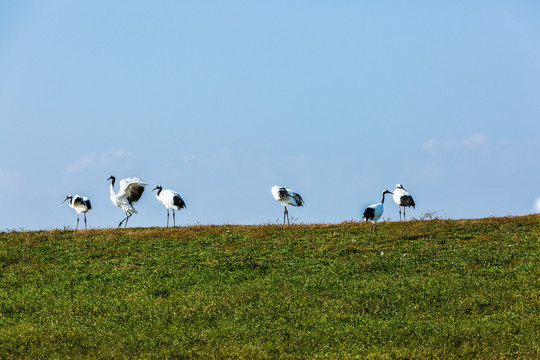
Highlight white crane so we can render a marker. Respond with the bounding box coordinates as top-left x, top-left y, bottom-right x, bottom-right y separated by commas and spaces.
63, 194, 92, 230
363, 189, 393, 241
271, 185, 304, 225
152, 185, 186, 227
393, 184, 415, 221
107, 175, 147, 228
